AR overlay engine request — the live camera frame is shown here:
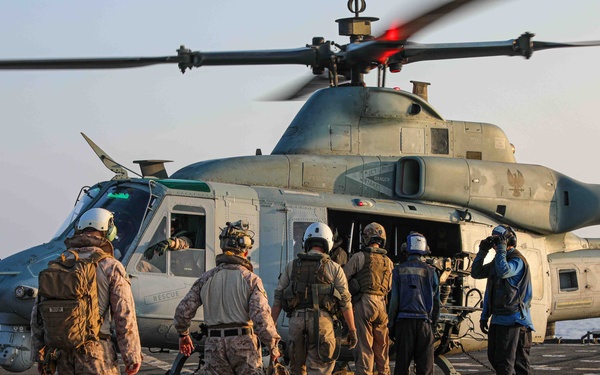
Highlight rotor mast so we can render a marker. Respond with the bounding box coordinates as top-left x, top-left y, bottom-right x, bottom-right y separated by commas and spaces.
335, 0, 378, 86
